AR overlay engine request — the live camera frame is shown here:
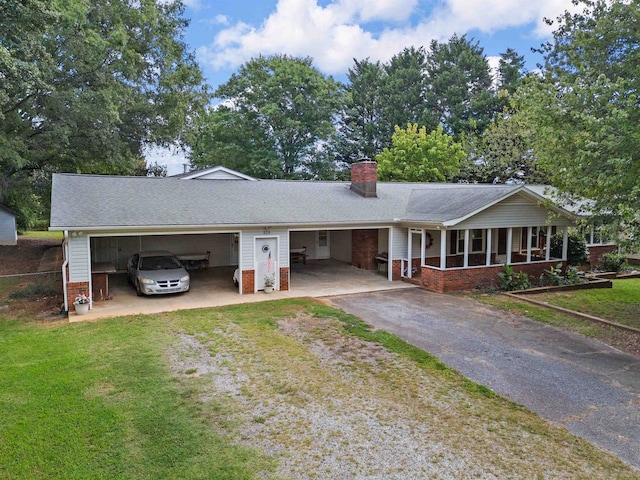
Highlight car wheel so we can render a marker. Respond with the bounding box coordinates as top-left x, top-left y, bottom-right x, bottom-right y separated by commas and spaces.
136, 281, 143, 296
